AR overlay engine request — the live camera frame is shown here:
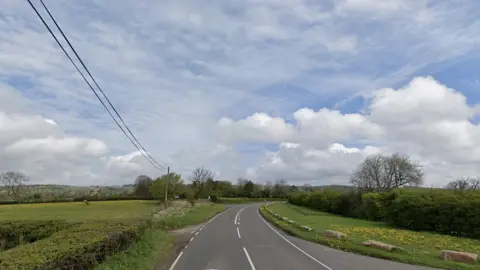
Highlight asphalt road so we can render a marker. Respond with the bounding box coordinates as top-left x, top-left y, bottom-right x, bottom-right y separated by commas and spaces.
169, 204, 436, 270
